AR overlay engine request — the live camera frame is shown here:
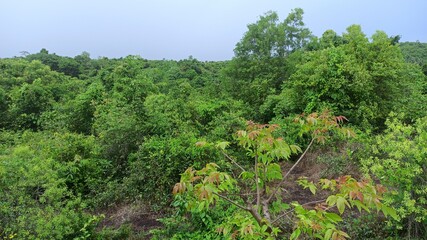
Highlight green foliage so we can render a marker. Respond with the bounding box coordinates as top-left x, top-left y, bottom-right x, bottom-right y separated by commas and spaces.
400, 41, 427, 74
225, 9, 312, 116
271, 26, 426, 130
0, 87, 9, 128
152, 198, 236, 240
93, 97, 143, 172
0, 129, 112, 239
126, 133, 220, 207
340, 213, 393, 239
8, 80, 53, 129
0, 138, 100, 239
25, 49, 100, 78
362, 115, 427, 238
0, 58, 86, 131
